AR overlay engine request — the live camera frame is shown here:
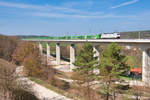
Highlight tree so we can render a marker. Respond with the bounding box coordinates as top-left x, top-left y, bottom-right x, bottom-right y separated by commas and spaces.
0, 59, 39, 100
12, 42, 43, 77
99, 43, 130, 100
0, 35, 18, 61
12, 42, 39, 64
72, 43, 98, 100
